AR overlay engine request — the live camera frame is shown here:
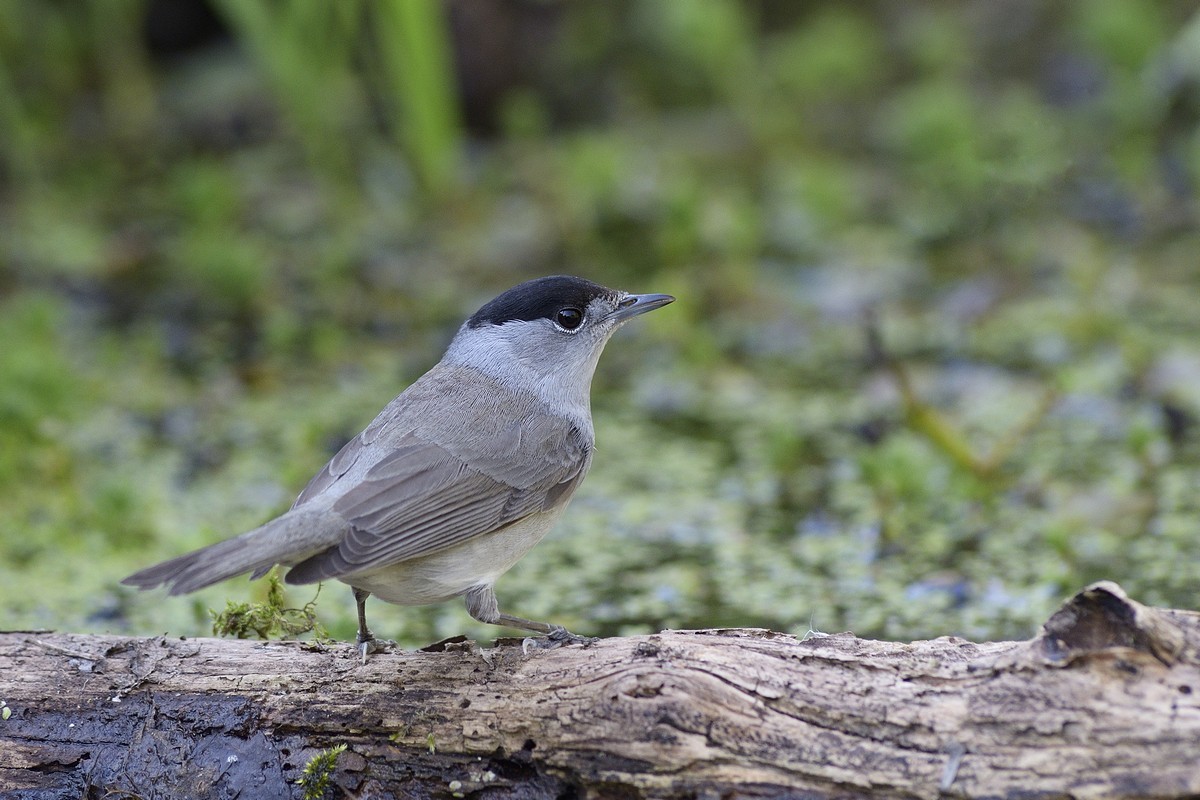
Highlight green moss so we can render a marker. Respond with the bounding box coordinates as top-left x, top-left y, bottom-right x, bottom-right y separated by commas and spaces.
211, 570, 327, 641
296, 743, 346, 800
